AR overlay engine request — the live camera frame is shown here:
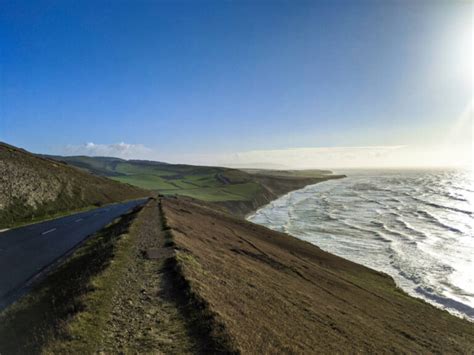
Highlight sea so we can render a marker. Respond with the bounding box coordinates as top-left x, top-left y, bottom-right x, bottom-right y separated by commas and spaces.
248, 169, 474, 321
